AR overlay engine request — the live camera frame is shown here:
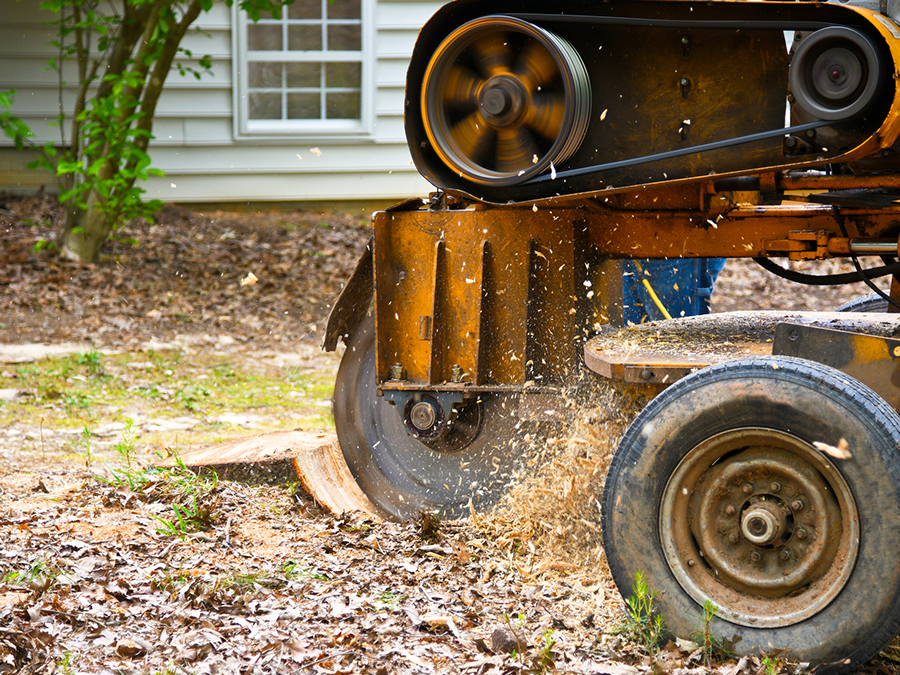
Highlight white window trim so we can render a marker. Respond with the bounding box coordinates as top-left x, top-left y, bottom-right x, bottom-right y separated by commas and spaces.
231, 1, 375, 141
